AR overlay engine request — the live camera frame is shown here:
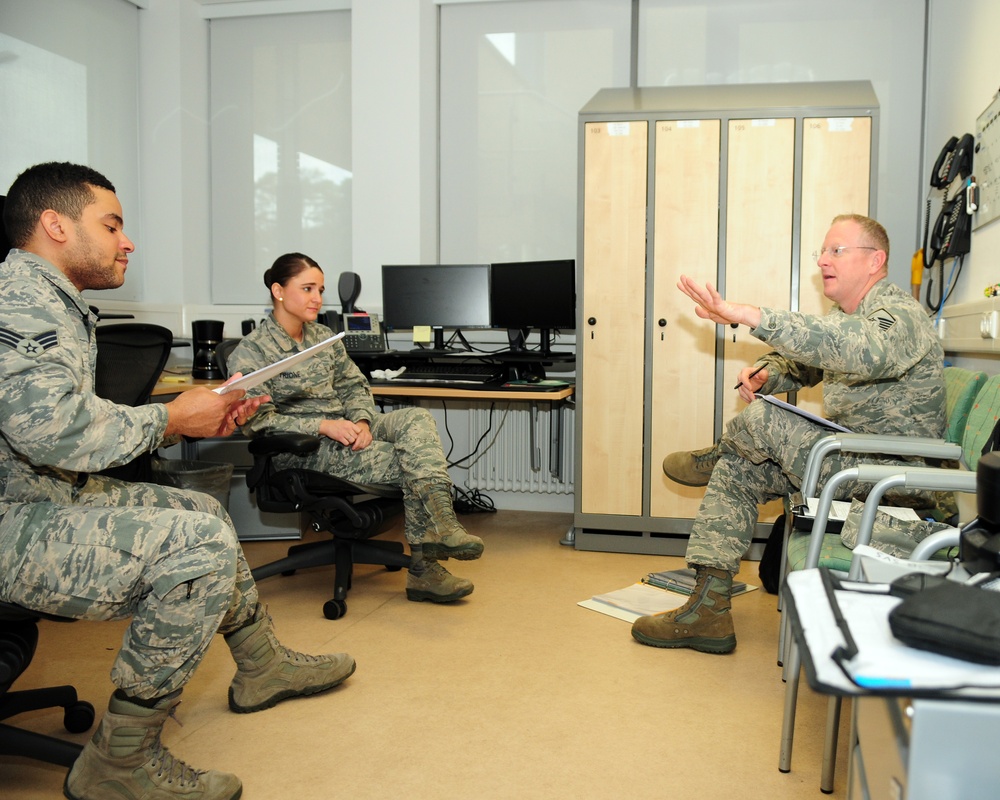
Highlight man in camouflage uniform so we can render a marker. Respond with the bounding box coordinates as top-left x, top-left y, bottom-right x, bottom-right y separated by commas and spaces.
228, 257, 484, 604
0, 162, 355, 800
633, 214, 946, 655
